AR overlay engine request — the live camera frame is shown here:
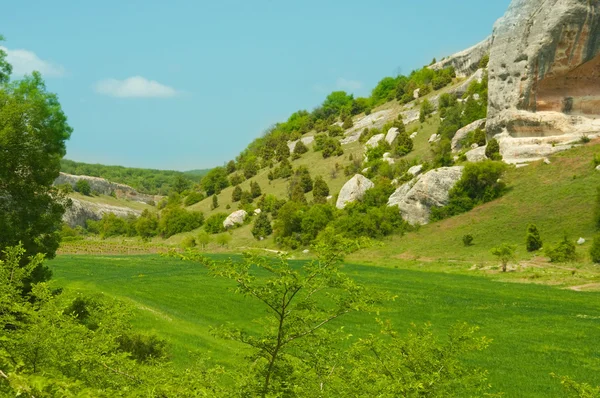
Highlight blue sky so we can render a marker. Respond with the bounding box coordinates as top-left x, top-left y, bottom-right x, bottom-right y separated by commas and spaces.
1, 0, 510, 171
